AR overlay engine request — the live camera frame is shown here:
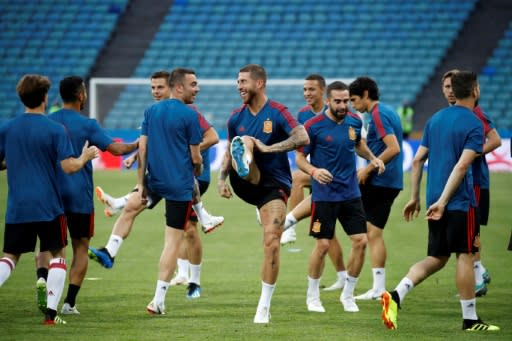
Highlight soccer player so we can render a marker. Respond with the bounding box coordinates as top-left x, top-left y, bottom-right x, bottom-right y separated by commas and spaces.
89, 71, 220, 299
297, 81, 384, 313
38, 76, 138, 315
95, 71, 223, 232
441, 69, 501, 296
139, 68, 203, 314
0, 74, 98, 324
382, 71, 499, 332
217, 64, 309, 323
348, 76, 403, 300
280, 74, 348, 292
